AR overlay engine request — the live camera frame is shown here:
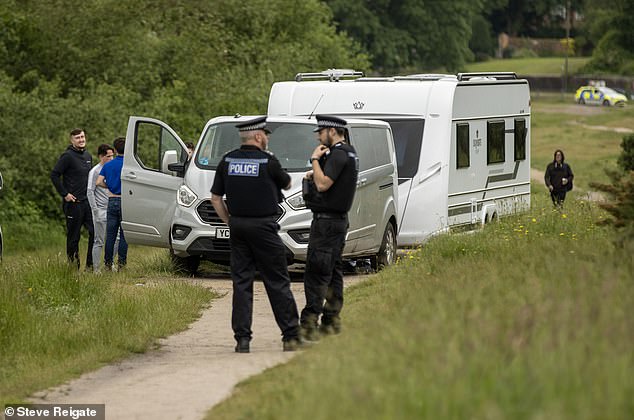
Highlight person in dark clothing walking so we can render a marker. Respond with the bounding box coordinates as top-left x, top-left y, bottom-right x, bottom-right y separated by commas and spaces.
210, 116, 301, 353
51, 128, 95, 269
545, 149, 574, 207
300, 115, 359, 341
